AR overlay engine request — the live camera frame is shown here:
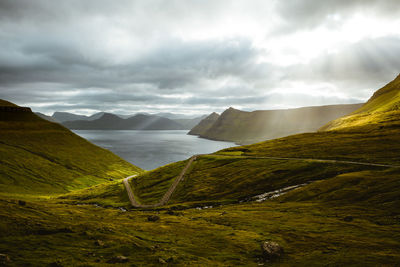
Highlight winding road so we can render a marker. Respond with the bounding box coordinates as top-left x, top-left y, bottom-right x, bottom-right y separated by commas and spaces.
123, 154, 399, 208
123, 155, 197, 208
